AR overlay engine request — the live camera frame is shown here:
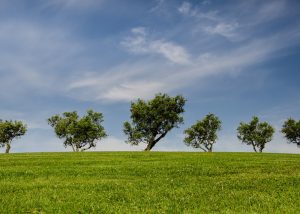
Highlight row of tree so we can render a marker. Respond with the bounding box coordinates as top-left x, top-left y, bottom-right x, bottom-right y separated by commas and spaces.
0, 94, 299, 153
